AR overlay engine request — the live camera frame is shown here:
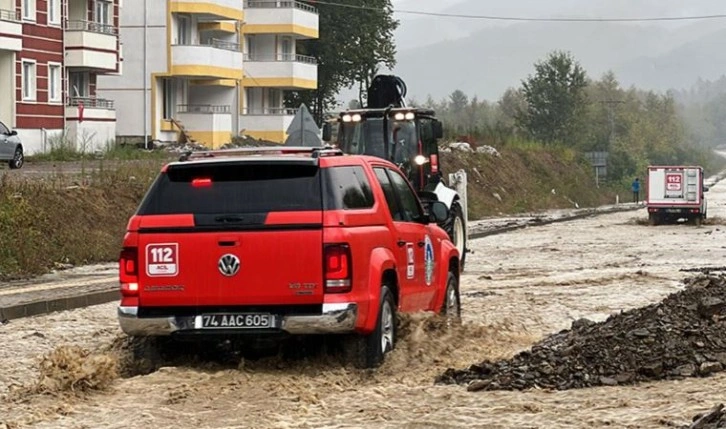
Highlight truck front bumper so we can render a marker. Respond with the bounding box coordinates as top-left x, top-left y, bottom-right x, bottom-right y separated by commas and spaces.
117, 303, 358, 336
